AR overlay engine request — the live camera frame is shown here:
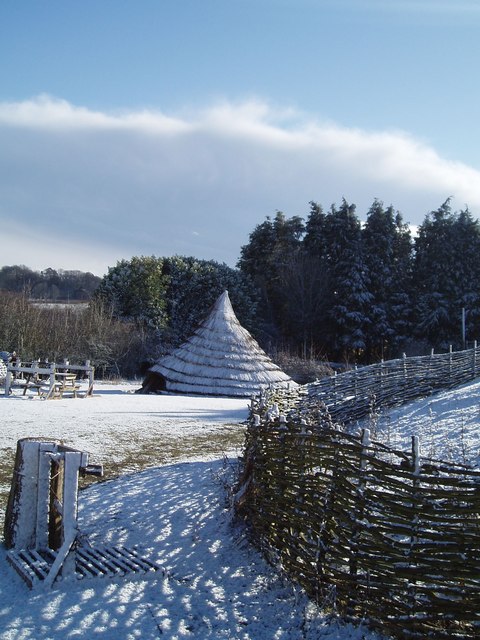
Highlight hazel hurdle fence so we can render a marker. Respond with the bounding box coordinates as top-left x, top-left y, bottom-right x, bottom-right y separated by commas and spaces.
236, 345, 480, 638
236, 418, 480, 639
301, 343, 480, 427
